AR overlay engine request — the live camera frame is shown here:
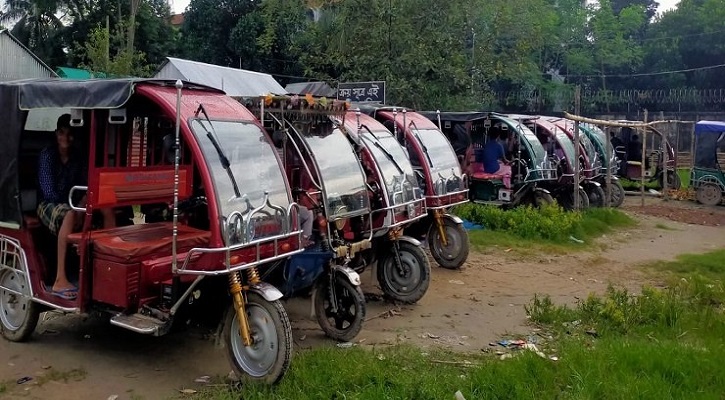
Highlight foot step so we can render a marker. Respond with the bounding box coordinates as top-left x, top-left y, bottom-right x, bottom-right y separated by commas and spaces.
110, 313, 169, 336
